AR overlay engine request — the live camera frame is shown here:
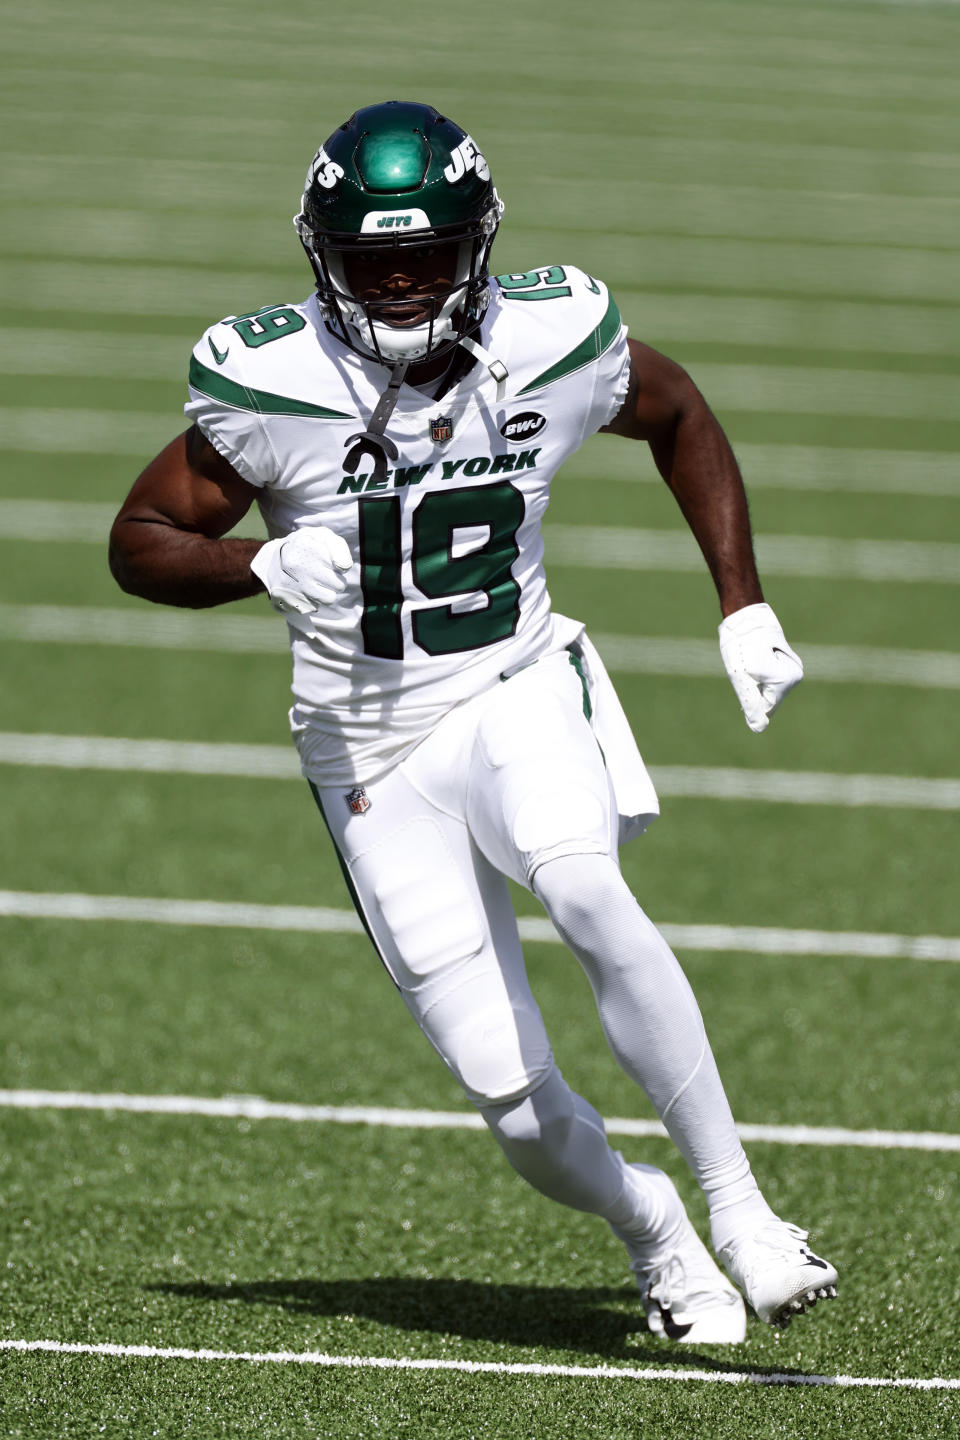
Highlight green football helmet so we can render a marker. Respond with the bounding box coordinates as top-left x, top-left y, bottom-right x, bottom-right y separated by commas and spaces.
295, 100, 503, 364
